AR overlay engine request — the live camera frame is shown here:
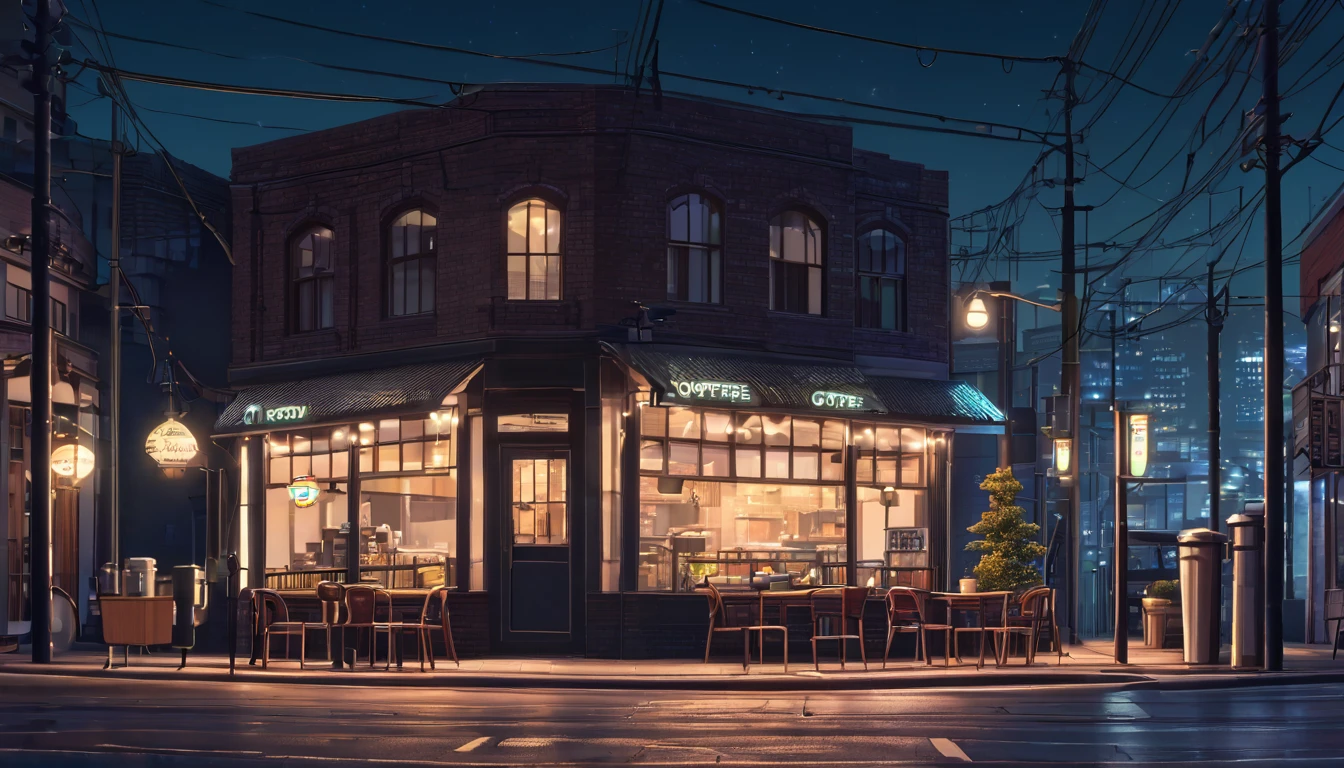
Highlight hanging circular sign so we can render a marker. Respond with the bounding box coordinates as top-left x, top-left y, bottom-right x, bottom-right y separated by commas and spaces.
288, 475, 321, 508
51, 444, 95, 481
144, 417, 199, 468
